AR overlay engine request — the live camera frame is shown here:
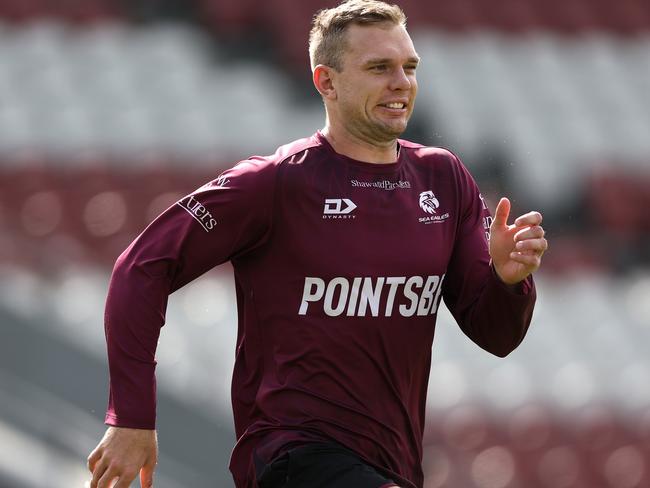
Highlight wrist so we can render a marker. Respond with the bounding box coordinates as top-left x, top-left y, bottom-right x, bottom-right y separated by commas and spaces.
490, 261, 524, 292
